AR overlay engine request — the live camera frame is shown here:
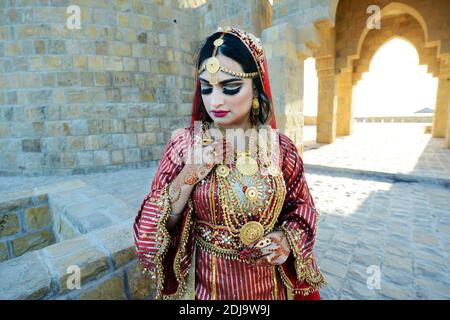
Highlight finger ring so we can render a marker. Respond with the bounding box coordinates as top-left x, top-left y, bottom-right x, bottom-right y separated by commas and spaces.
202, 138, 213, 146
256, 237, 271, 248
